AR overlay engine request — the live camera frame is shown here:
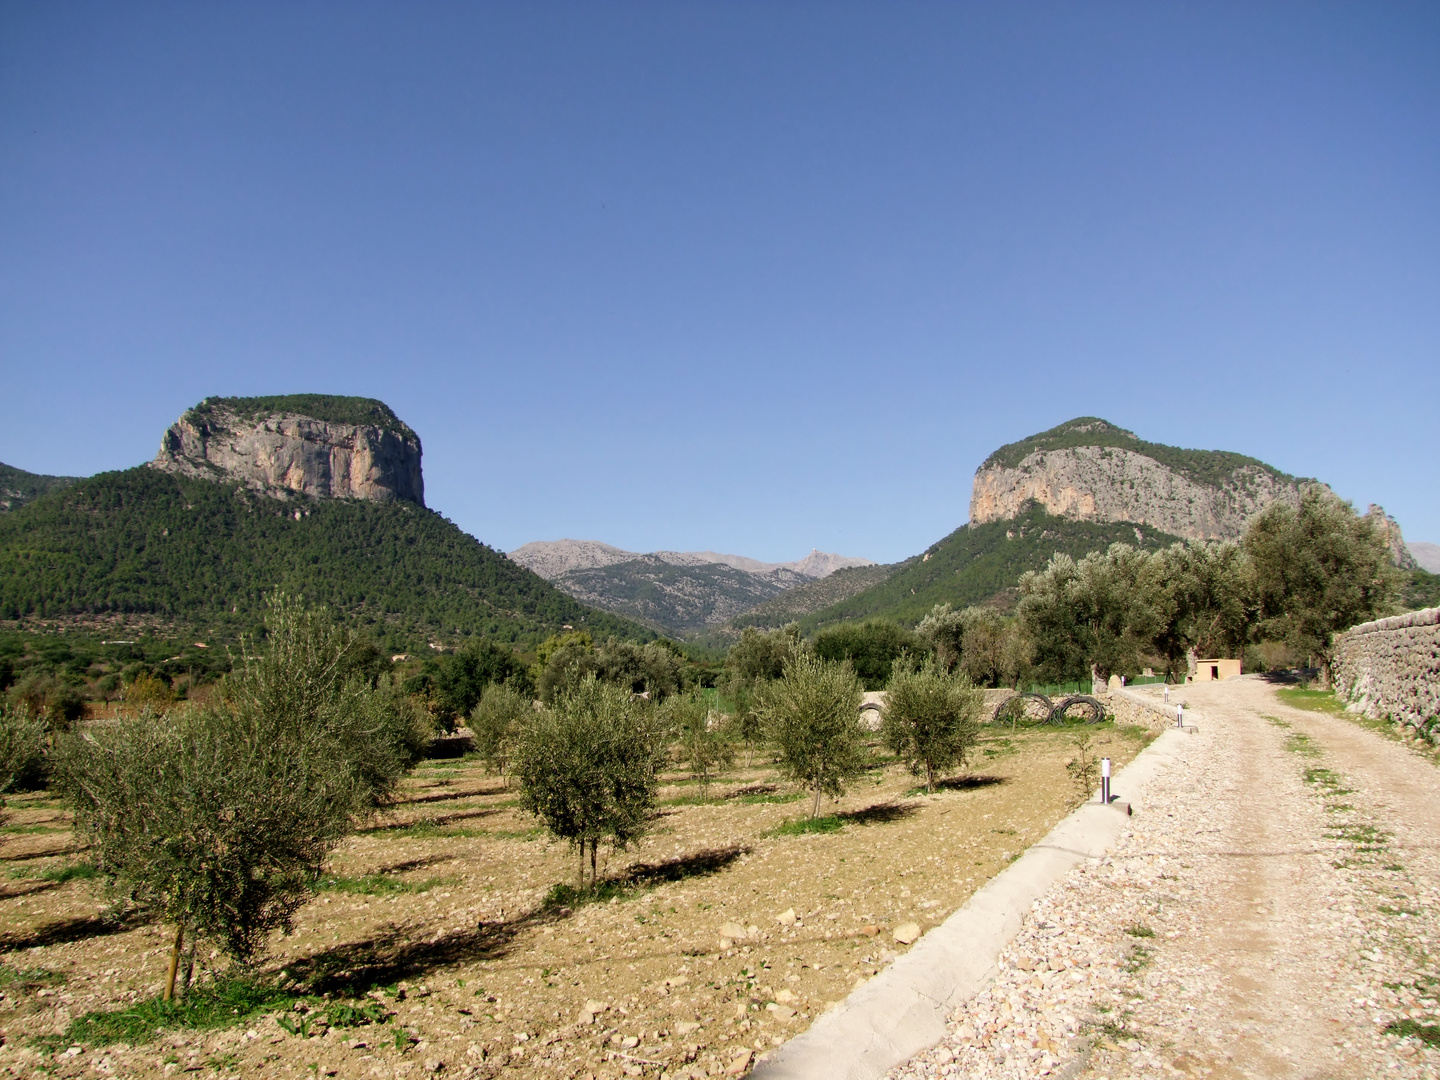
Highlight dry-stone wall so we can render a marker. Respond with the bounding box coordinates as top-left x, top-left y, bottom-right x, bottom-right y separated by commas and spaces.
1332, 607, 1440, 737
